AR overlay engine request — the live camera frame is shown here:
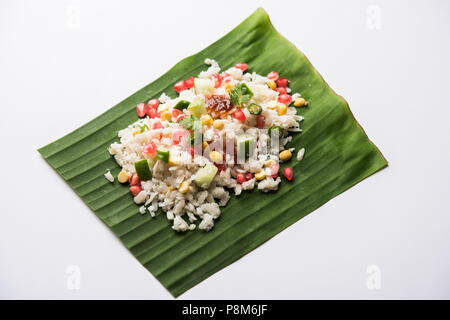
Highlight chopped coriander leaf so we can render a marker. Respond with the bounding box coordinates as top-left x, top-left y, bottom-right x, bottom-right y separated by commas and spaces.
230, 83, 253, 107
